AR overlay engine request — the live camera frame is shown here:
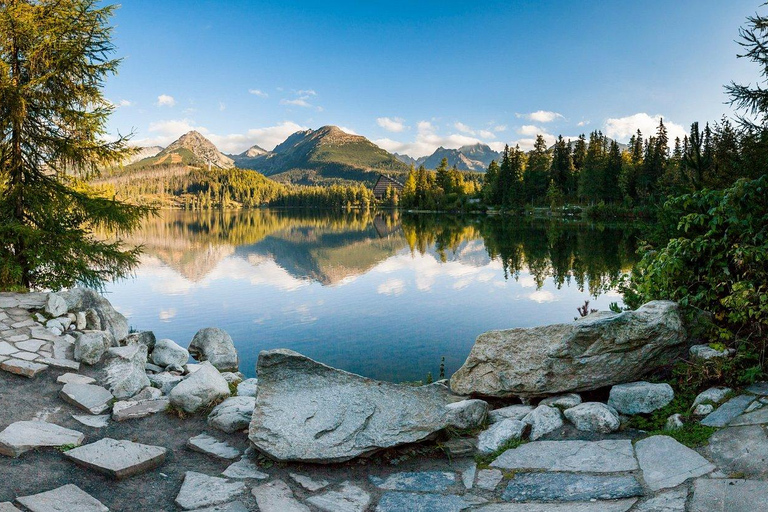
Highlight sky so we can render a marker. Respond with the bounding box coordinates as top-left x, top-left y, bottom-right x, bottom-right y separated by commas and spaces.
104, 0, 760, 157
